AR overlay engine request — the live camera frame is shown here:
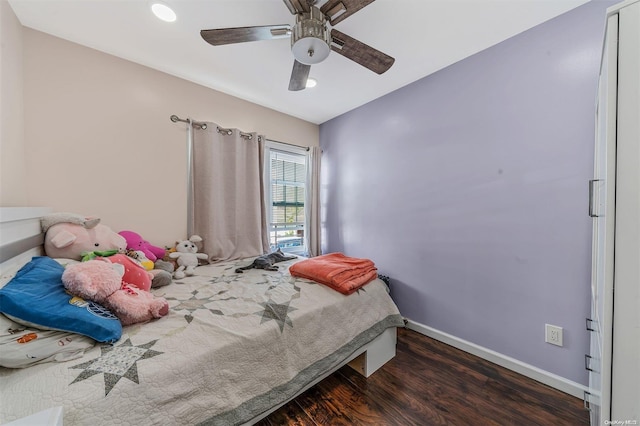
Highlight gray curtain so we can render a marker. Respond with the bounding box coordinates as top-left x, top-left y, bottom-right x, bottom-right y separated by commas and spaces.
305, 146, 322, 257
192, 124, 270, 262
